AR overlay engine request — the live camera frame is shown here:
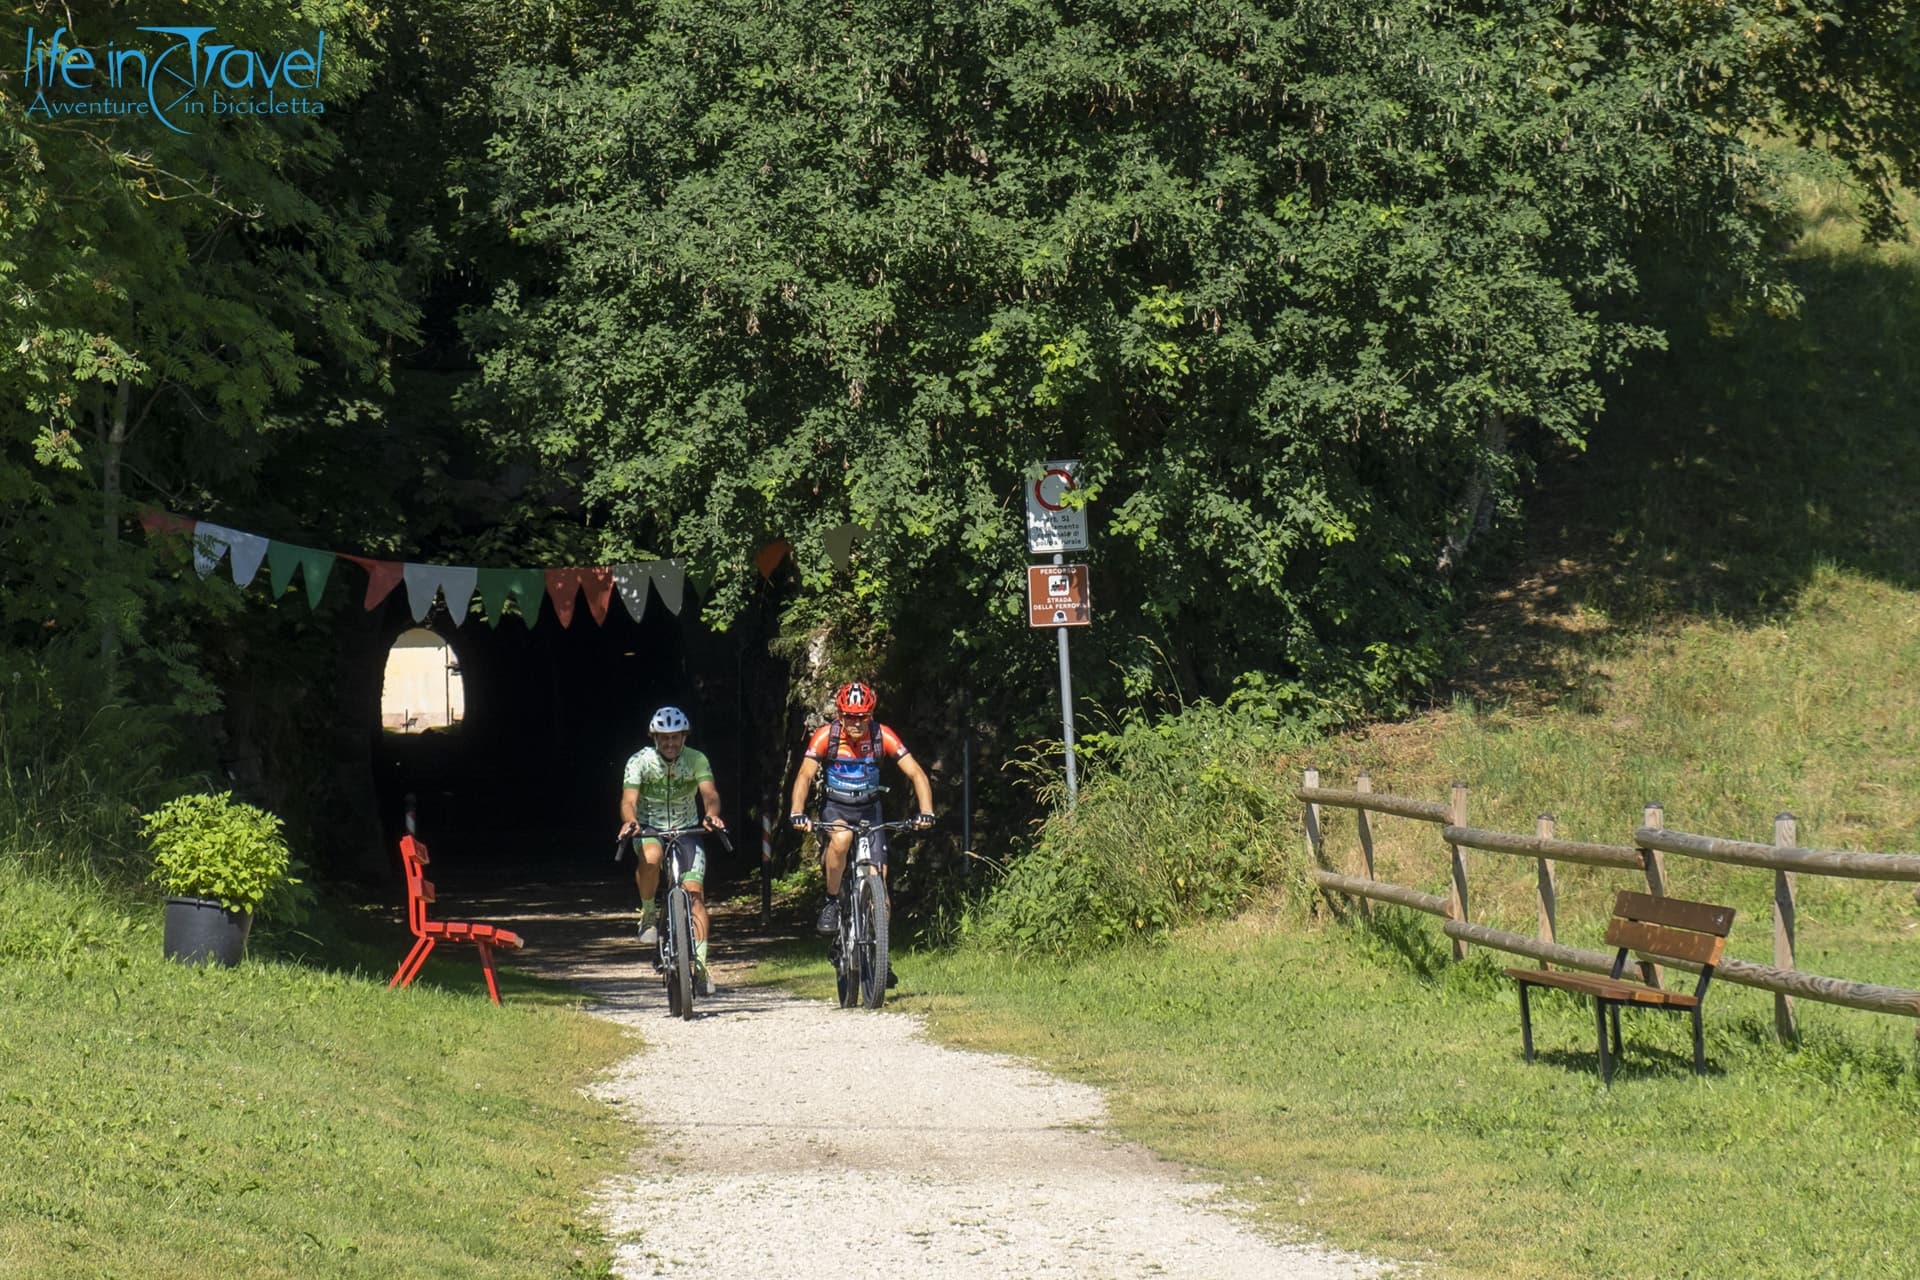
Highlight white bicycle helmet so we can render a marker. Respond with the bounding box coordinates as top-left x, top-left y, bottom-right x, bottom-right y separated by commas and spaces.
649, 705, 691, 734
